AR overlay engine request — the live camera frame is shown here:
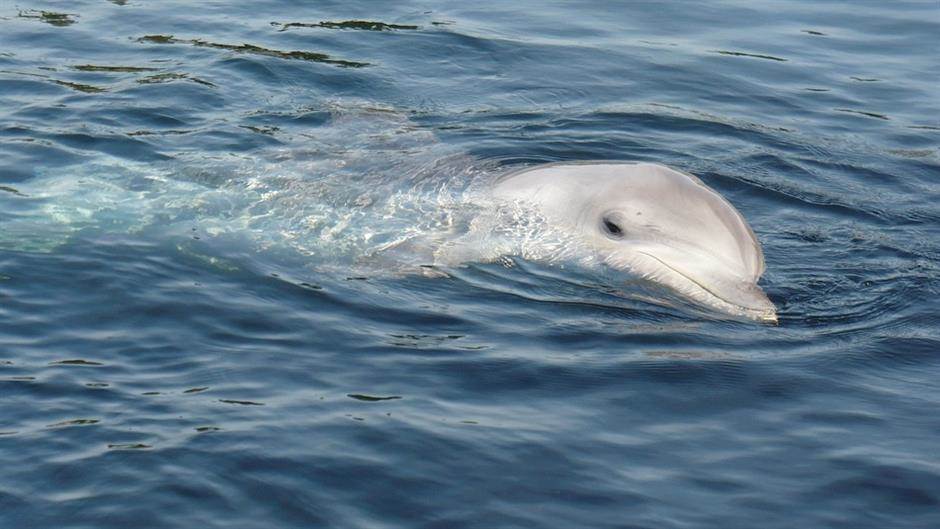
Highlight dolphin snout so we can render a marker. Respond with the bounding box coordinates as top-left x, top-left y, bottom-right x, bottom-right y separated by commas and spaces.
632, 248, 777, 322
725, 281, 775, 312
737, 284, 777, 324
691, 273, 777, 323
